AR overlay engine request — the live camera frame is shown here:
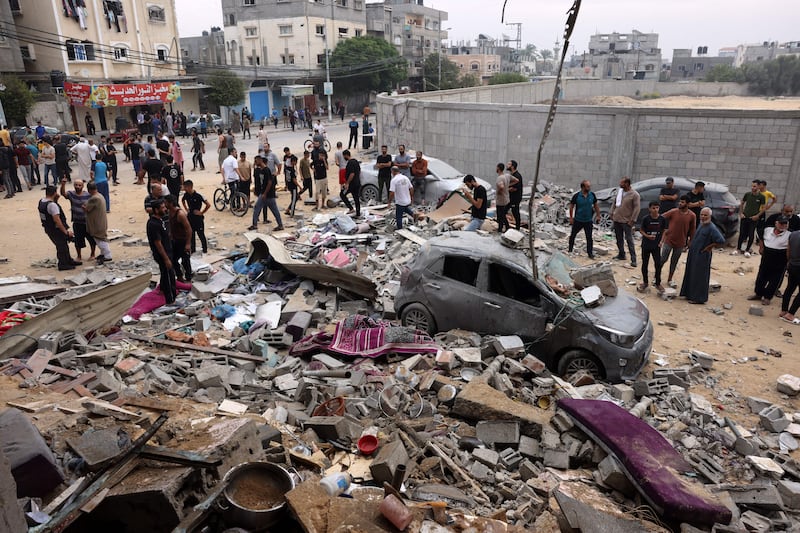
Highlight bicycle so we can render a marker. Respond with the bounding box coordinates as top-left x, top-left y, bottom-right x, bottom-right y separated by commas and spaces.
213, 182, 249, 217
304, 133, 331, 152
